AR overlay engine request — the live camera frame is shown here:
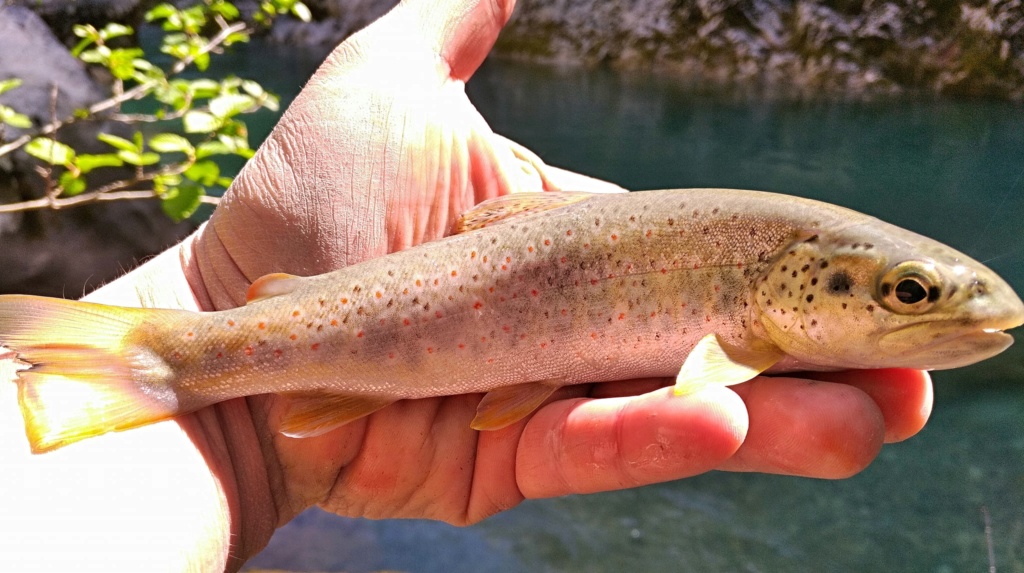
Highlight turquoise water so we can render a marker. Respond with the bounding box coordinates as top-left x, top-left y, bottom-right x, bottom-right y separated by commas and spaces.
214, 47, 1024, 572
